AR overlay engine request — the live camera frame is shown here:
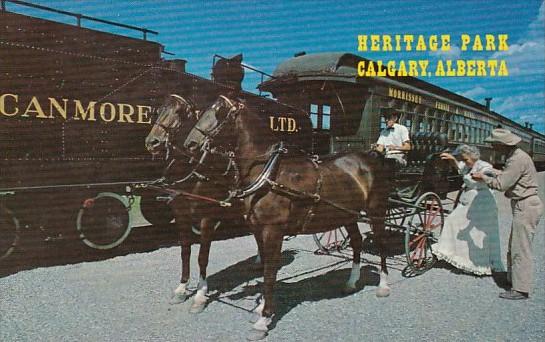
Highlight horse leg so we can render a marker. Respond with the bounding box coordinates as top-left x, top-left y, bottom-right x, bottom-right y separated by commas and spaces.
371, 218, 391, 297
171, 215, 192, 304
249, 225, 283, 340
189, 217, 215, 314
253, 226, 264, 269
343, 223, 363, 293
